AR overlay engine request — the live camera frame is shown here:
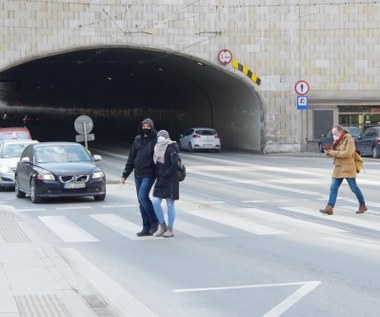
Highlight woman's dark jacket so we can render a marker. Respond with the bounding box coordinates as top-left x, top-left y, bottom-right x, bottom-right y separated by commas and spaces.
153, 143, 180, 200
122, 132, 157, 179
